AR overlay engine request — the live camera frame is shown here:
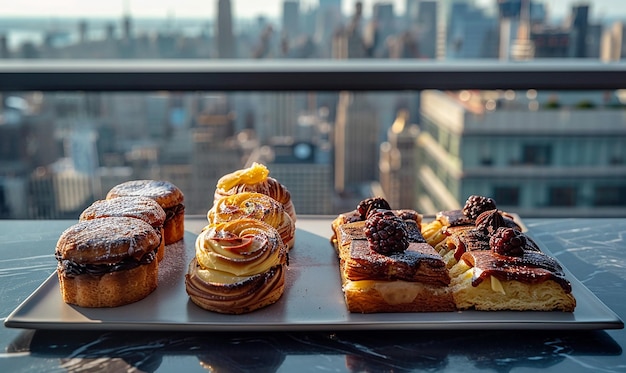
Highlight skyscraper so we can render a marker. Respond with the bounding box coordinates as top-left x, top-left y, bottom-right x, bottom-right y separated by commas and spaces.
601, 22, 626, 61
282, 0, 300, 40
570, 4, 589, 58
248, 141, 334, 215
315, 0, 343, 57
256, 93, 301, 142
332, 2, 366, 59
189, 94, 240, 214
510, 0, 534, 60
447, 1, 498, 59
379, 110, 419, 209
416, 1, 438, 59
216, 0, 236, 58
334, 92, 379, 193
373, 2, 396, 55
